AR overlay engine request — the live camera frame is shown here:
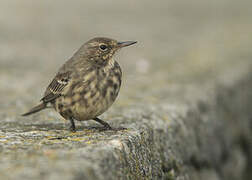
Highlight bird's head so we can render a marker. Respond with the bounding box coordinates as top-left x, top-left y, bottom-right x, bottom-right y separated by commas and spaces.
80, 37, 136, 65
